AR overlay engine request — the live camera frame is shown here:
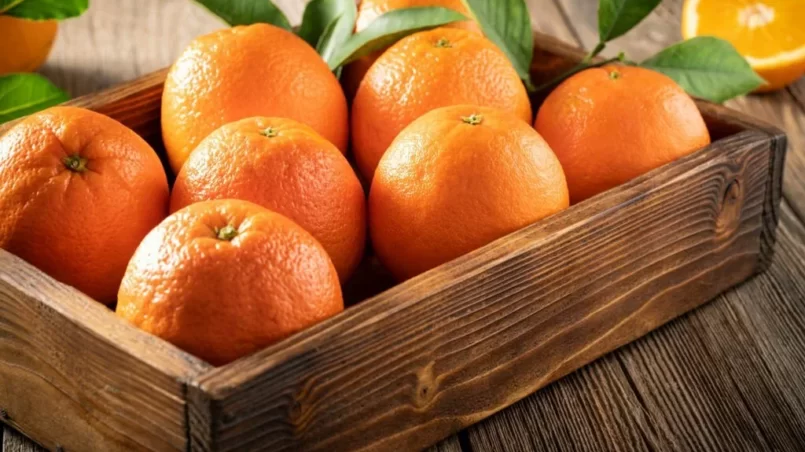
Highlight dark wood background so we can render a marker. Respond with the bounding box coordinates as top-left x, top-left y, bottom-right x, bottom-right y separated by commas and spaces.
3, 0, 805, 450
